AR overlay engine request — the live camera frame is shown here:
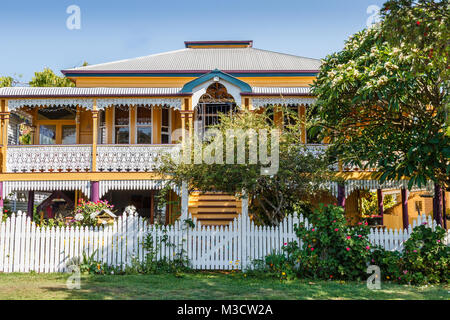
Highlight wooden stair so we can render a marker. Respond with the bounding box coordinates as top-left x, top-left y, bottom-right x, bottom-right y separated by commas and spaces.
188, 192, 242, 226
